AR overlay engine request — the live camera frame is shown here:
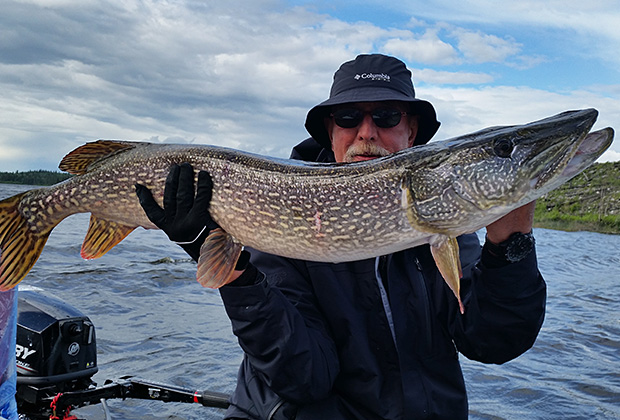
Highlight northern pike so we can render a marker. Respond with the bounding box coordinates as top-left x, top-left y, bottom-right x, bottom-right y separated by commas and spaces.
0, 109, 614, 313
